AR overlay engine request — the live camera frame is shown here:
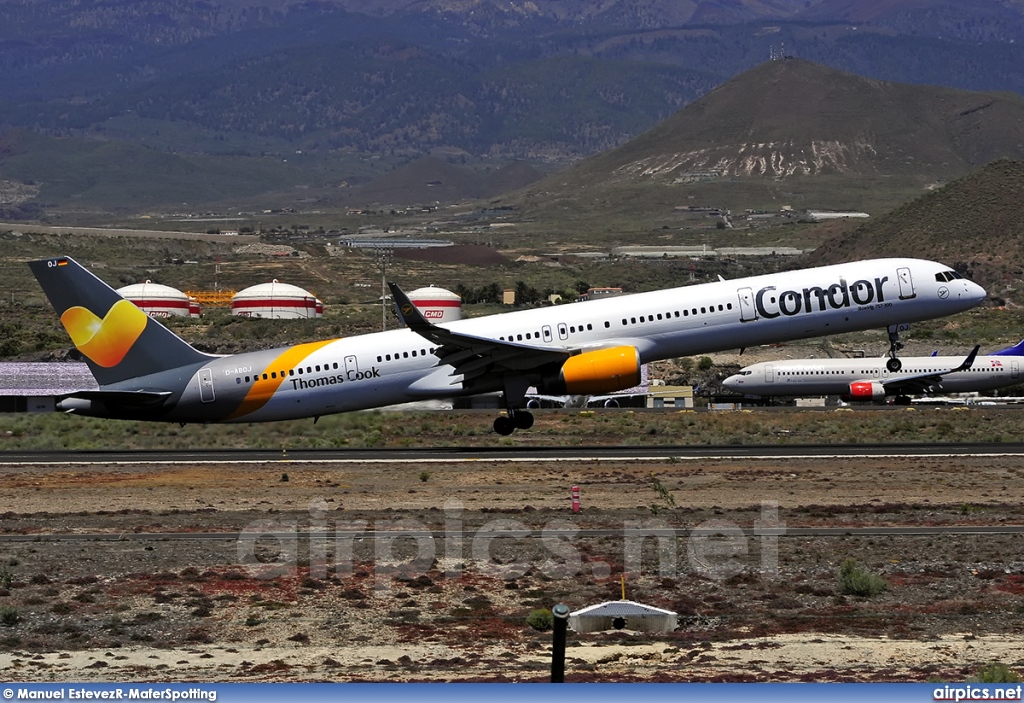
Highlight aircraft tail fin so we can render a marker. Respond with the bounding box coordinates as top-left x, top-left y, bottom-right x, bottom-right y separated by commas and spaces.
991, 339, 1024, 357
28, 256, 214, 387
